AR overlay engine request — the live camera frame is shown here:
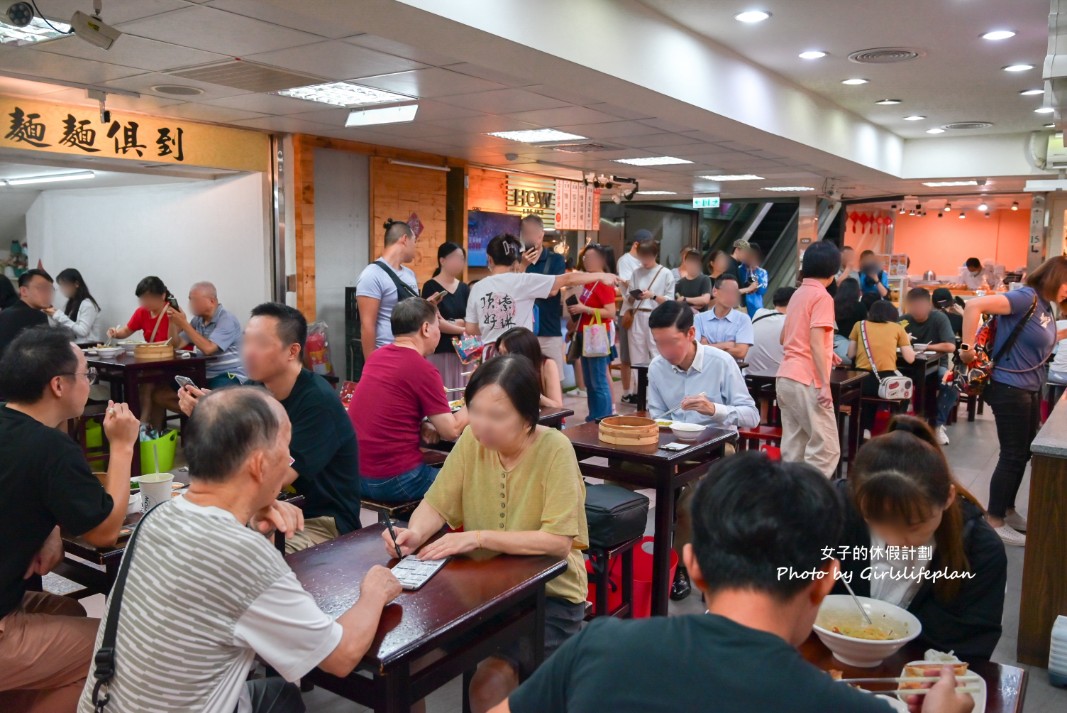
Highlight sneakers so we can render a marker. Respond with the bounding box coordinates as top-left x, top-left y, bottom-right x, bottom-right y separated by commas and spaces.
621, 393, 638, 405
936, 425, 950, 446
993, 525, 1026, 548
1004, 510, 1028, 533
571, 388, 587, 398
